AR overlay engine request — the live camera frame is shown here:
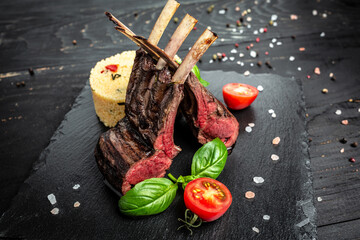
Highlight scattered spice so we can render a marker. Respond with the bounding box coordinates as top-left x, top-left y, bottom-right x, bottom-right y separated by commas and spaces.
257, 61, 262, 67
245, 126, 252, 133
207, 5, 215, 13
291, 35, 296, 39
252, 227, 260, 233
314, 67, 321, 75
47, 194, 57, 205
235, 43, 239, 48
28, 68, 35, 76
317, 197, 323, 202
322, 88, 328, 94
105, 64, 118, 72
339, 138, 347, 144
263, 215, 270, 221
335, 110, 342, 115
74, 201, 81, 208
299, 47, 305, 51
272, 137, 280, 145
349, 158, 356, 163
257, 85, 264, 91
72, 40, 77, 45
289, 56, 295, 61
265, 61, 272, 69
73, 184, 80, 190
244, 70, 250, 76
245, 191, 255, 199
256, 37, 260, 43
173, 17, 179, 23
248, 123, 255, 127
341, 120, 348, 125
340, 148, 344, 153
290, 14, 298, 20
350, 142, 358, 148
